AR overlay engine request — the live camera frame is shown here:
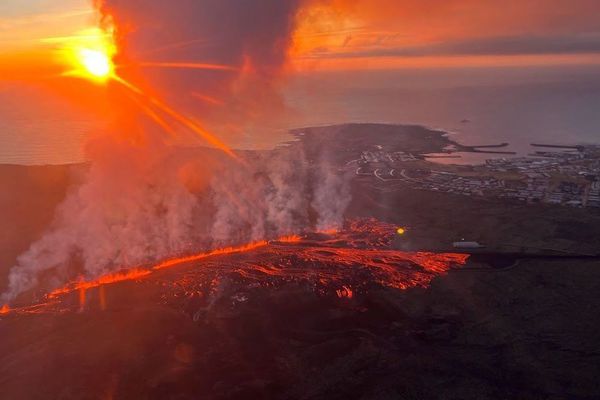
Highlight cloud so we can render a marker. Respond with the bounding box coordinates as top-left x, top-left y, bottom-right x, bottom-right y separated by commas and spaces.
301, 34, 600, 59
294, 0, 600, 62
